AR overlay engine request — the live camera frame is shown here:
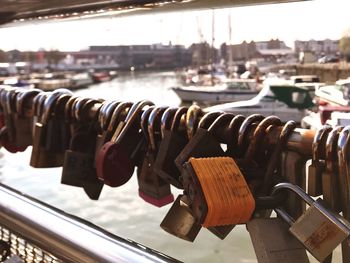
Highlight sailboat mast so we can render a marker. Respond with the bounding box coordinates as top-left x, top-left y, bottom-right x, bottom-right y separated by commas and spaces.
211, 10, 215, 86
228, 12, 233, 68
